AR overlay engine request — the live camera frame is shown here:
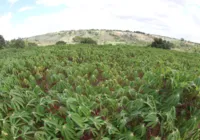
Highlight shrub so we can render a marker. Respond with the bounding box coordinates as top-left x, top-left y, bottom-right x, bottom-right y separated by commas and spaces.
56, 41, 66, 45
73, 36, 97, 44
80, 38, 97, 44
73, 36, 83, 43
10, 38, 26, 48
151, 38, 173, 49
4, 41, 9, 48
28, 42, 38, 47
134, 31, 146, 34
0, 35, 5, 49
